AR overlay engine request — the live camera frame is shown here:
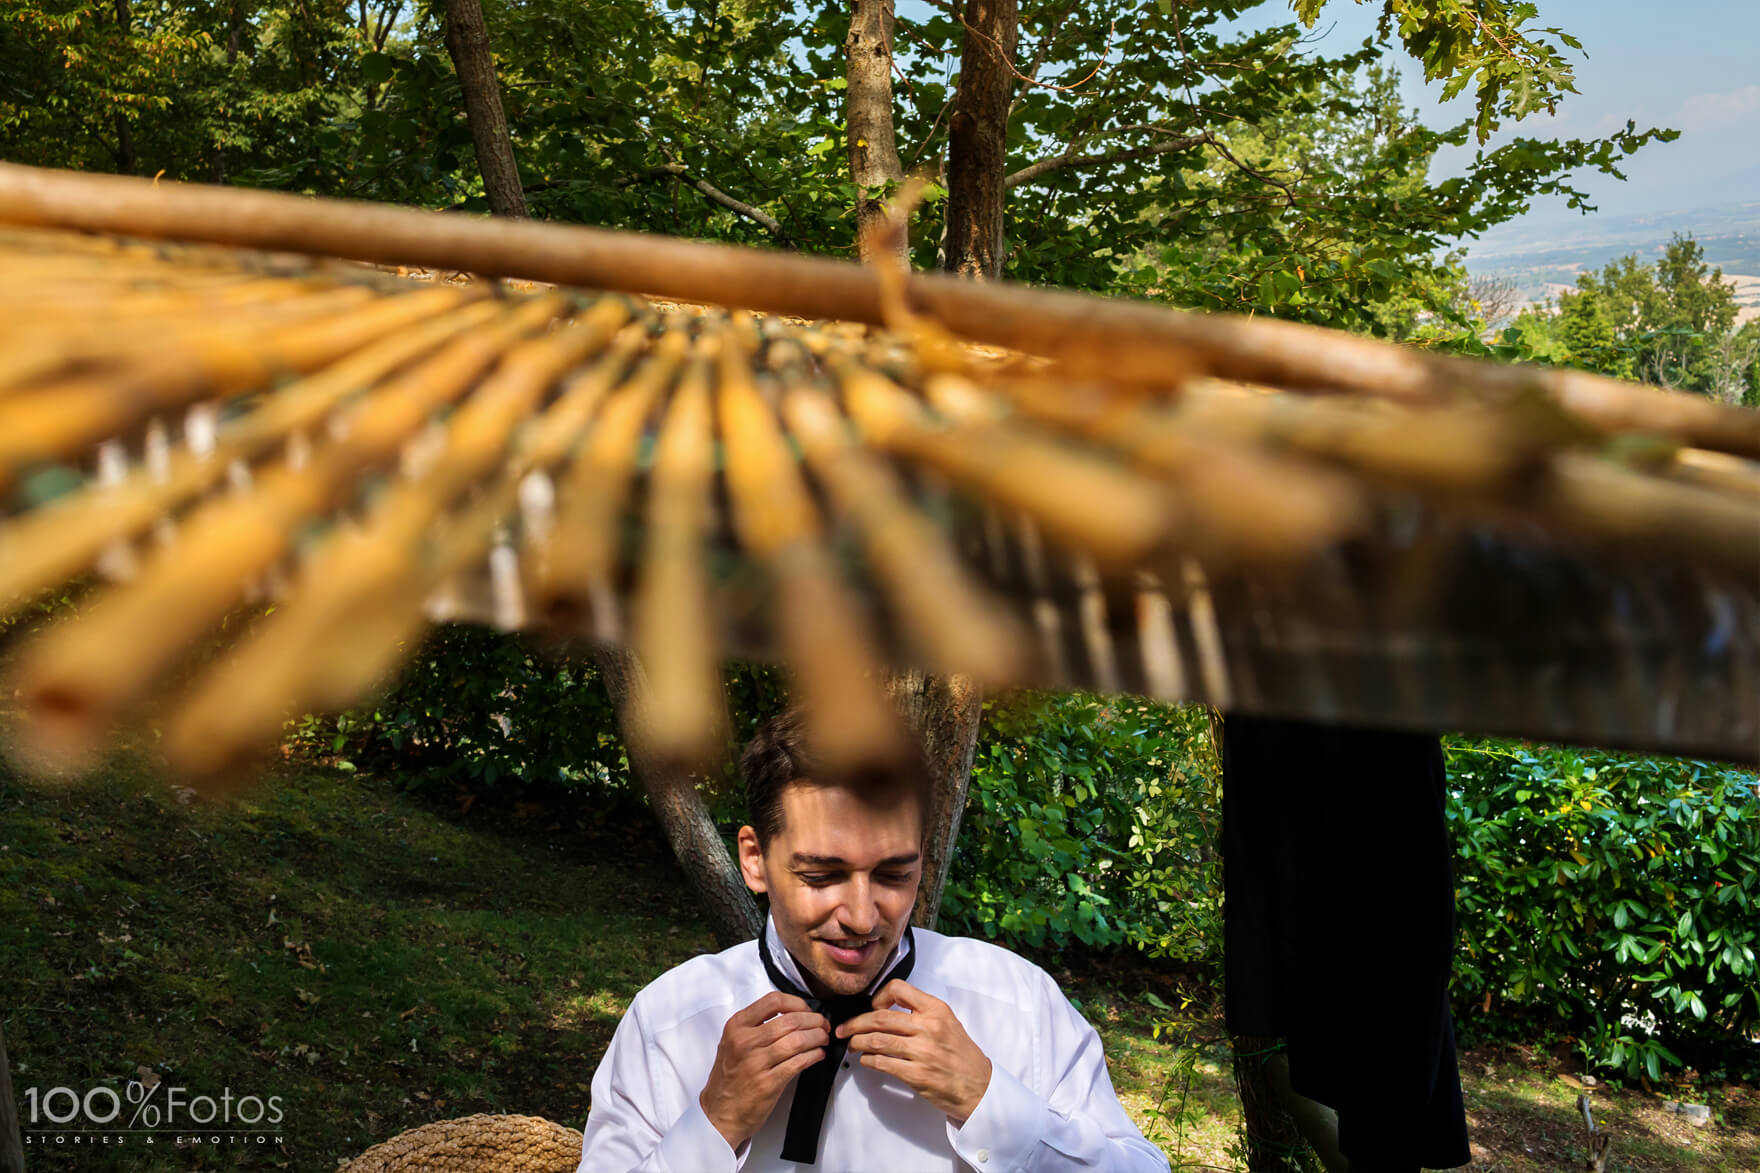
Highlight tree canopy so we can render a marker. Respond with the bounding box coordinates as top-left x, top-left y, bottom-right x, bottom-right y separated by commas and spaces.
1504, 237, 1760, 402
2, 0, 1675, 340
